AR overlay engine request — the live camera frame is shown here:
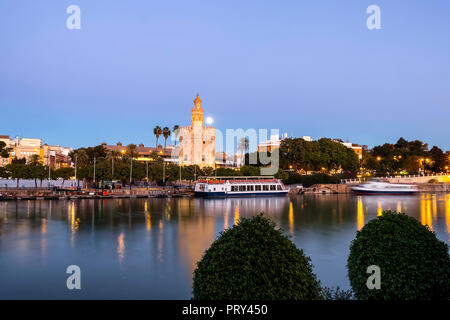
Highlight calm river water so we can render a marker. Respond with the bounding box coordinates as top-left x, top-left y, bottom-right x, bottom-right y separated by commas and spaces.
0, 194, 449, 299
